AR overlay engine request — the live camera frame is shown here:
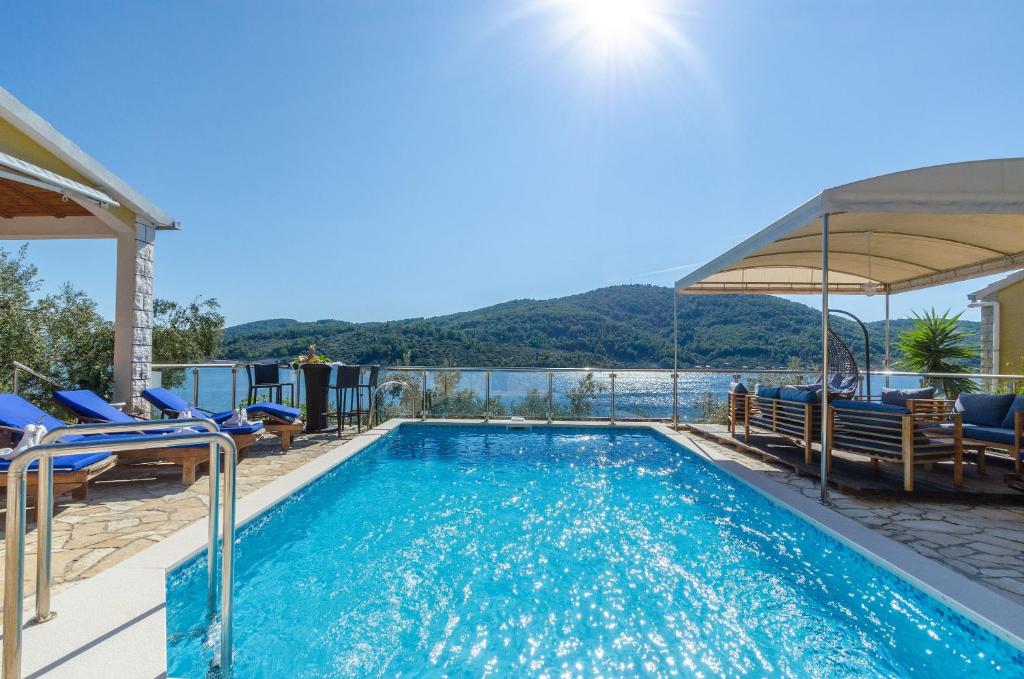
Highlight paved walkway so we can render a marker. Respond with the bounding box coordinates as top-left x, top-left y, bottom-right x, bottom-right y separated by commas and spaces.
3, 422, 1024, 614
0, 430, 349, 613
